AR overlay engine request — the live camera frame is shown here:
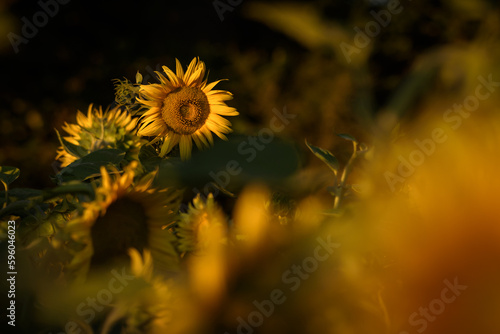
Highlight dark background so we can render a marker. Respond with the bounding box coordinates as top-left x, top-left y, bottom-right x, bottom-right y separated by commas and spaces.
0, 0, 493, 189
